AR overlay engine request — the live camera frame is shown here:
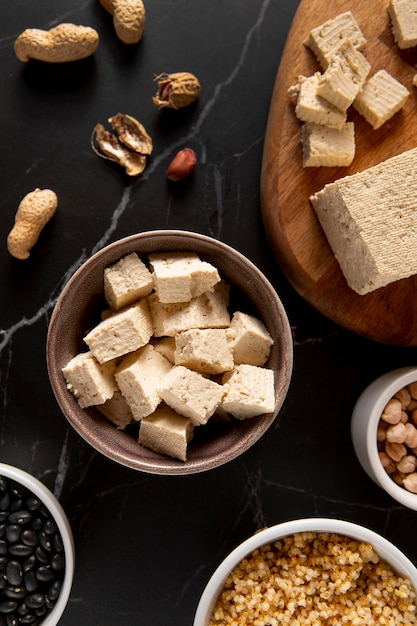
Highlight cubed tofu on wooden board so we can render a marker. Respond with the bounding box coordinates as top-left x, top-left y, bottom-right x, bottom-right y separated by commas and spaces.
260, 0, 417, 346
